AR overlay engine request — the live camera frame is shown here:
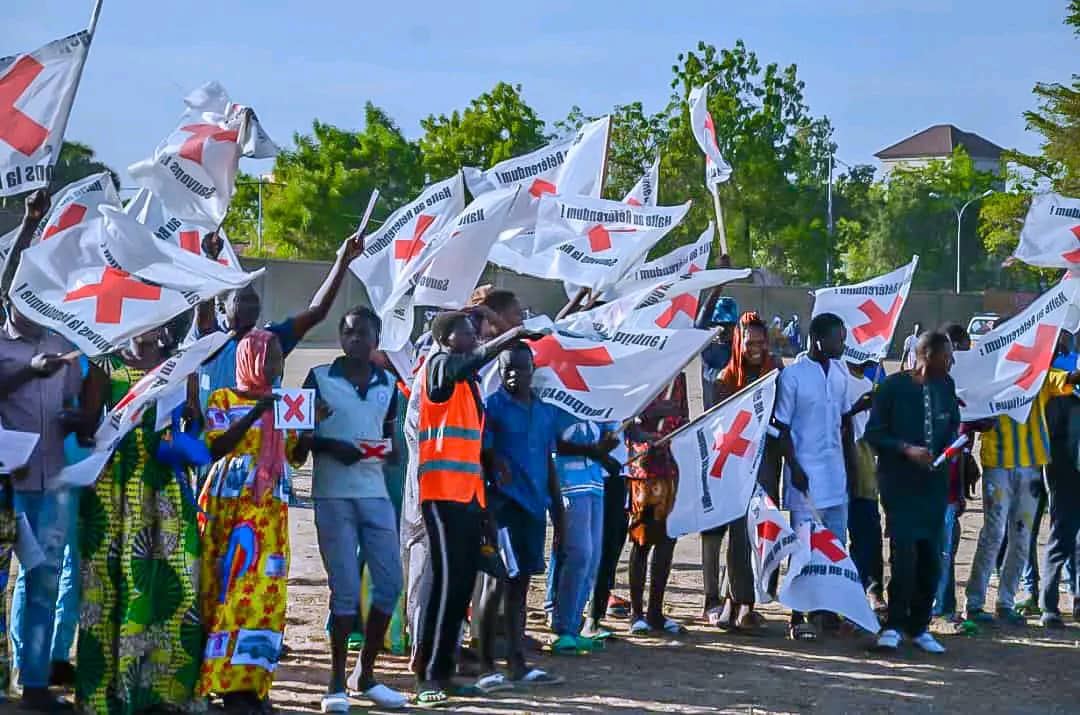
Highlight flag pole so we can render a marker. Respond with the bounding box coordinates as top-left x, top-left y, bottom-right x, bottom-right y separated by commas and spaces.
87, 0, 104, 36
598, 116, 613, 199
712, 189, 729, 258
654, 367, 777, 450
